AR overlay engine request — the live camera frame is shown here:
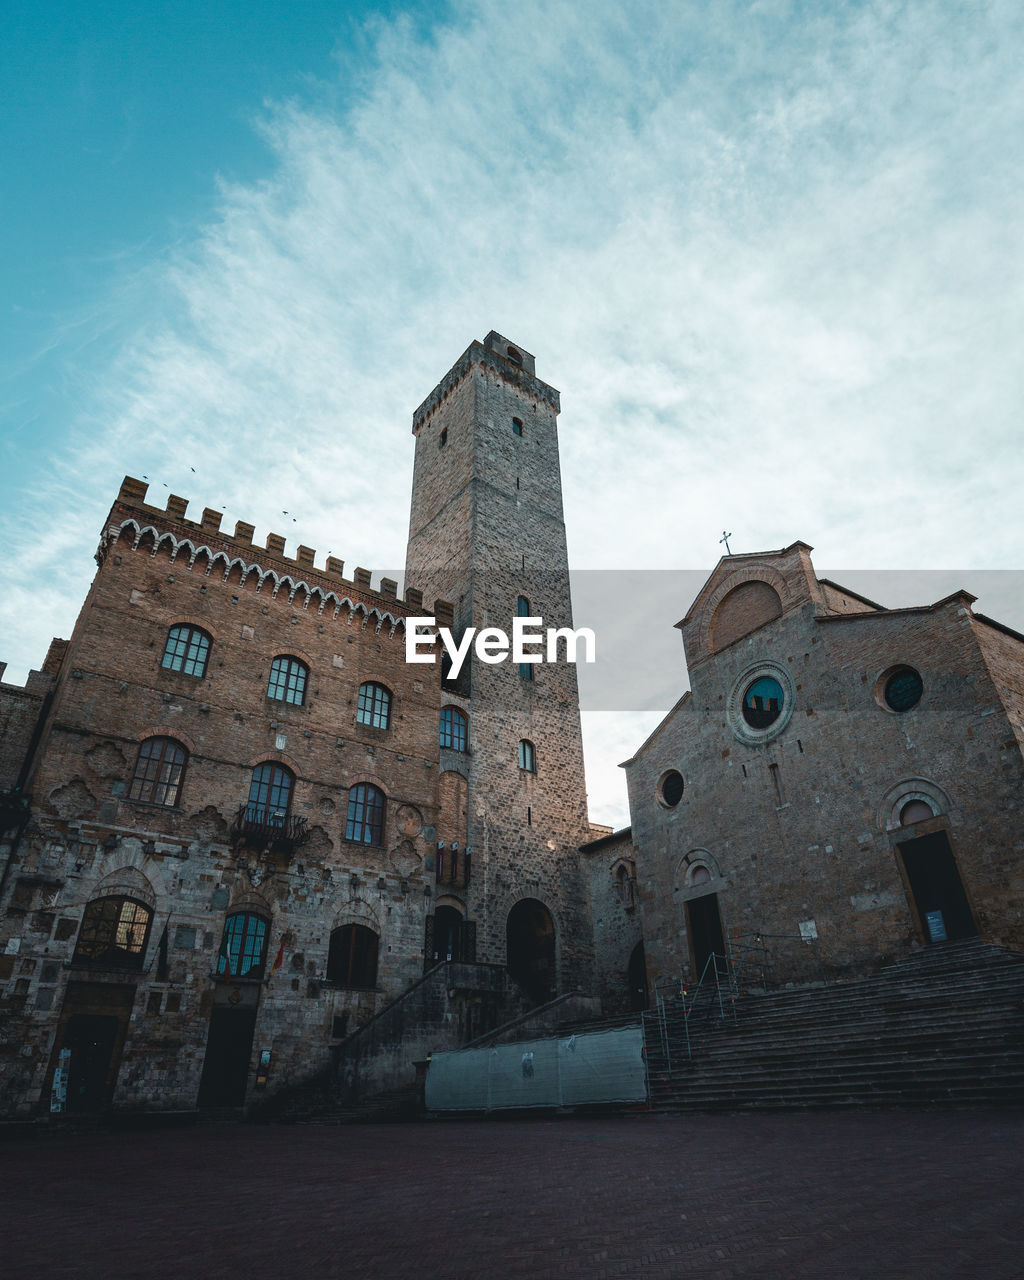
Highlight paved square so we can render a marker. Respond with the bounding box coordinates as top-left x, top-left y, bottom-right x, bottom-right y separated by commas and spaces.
3, 1111, 1022, 1278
